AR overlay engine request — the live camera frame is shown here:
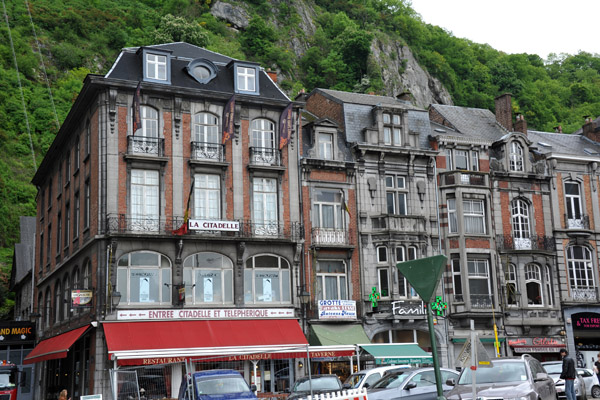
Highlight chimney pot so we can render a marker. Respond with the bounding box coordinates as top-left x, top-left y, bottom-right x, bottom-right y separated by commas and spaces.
266, 69, 277, 83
